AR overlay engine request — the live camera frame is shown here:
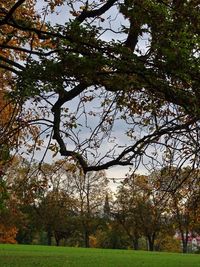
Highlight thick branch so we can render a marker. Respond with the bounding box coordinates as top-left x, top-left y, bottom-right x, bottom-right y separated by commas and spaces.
0, 44, 66, 57
0, 63, 20, 74
52, 83, 89, 170
0, 55, 25, 70
125, 18, 141, 51
84, 118, 197, 172
76, 0, 117, 23
52, 83, 88, 113
0, 0, 26, 25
